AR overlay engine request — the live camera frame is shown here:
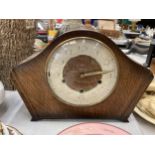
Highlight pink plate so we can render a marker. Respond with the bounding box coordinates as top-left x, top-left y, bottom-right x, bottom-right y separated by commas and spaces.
58, 122, 130, 135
